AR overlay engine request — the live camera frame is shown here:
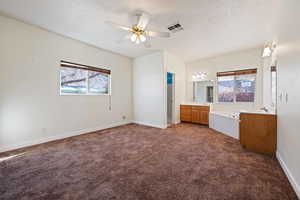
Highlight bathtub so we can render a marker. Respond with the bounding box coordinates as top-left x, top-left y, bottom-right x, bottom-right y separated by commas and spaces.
209, 111, 240, 139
